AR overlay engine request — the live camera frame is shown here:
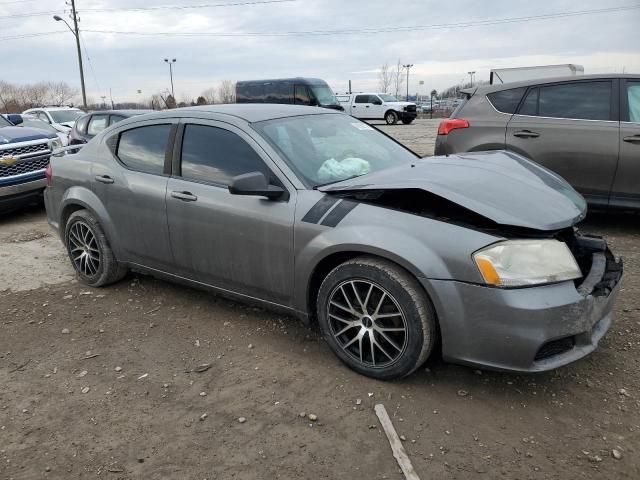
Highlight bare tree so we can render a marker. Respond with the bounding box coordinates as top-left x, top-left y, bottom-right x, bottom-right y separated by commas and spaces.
217, 80, 236, 104
378, 63, 392, 93
201, 87, 217, 104
391, 59, 405, 98
47, 81, 78, 106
